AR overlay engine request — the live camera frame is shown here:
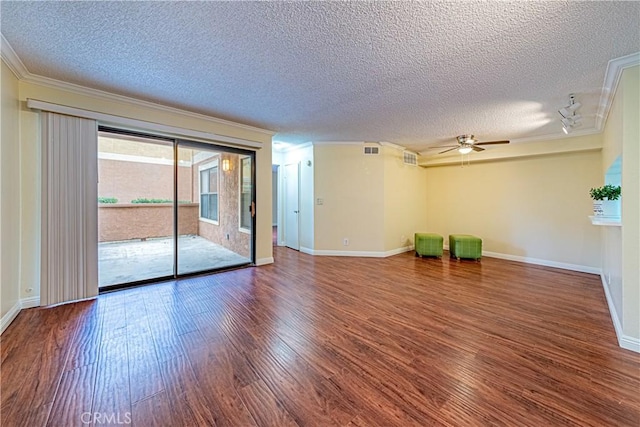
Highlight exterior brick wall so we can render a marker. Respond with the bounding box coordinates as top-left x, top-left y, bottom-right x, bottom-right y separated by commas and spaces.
193, 153, 251, 257
97, 148, 251, 258
98, 159, 193, 204
98, 204, 198, 242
